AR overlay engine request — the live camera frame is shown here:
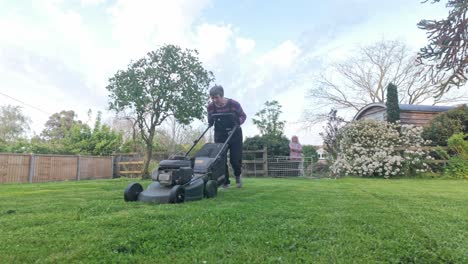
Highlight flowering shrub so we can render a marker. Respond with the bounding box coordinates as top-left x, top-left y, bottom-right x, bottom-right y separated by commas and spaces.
331, 120, 431, 178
